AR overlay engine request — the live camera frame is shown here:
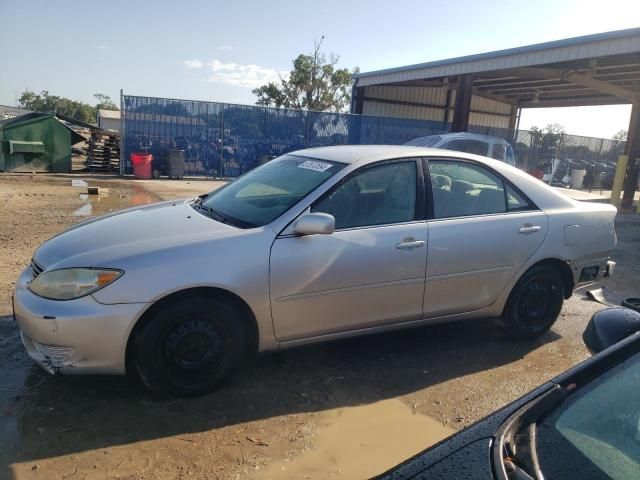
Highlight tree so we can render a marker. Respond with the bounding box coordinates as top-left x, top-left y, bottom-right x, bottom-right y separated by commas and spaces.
529, 123, 567, 160
613, 129, 628, 141
252, 38, 358, 112
94, 93, 119, 111
17, 90, 118, 123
